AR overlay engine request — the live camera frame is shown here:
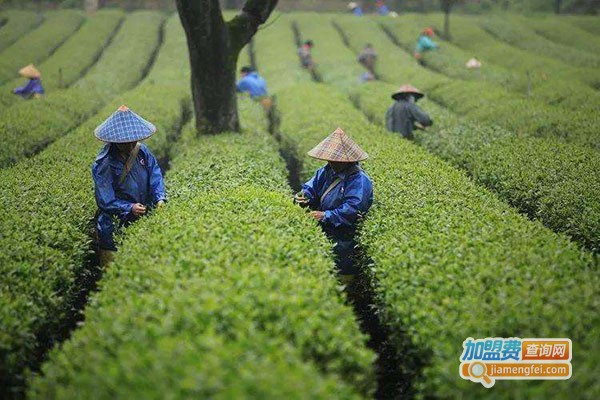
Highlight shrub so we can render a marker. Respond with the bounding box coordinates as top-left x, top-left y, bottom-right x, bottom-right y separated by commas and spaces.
272, 82, 600, 399
0, 10, 124, 107
0, 10, 83, 84
28, 101, 375, 398
0, 15, 189, 394
0, 11, 164, 168
0, 10, 41, 51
